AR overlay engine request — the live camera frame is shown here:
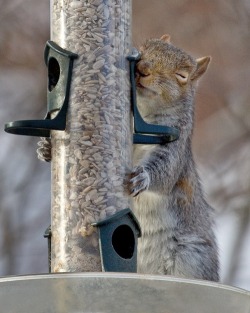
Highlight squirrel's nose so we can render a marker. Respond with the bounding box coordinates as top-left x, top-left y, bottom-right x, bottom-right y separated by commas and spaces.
136, 60, 152, 77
